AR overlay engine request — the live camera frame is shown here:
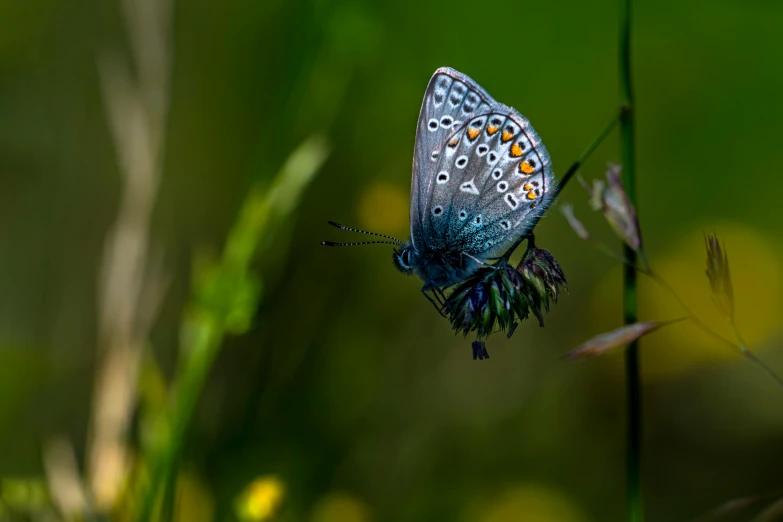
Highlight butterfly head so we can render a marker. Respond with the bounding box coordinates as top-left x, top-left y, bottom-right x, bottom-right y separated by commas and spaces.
392, 243, 419, 274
